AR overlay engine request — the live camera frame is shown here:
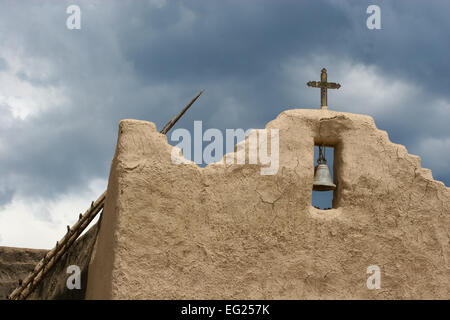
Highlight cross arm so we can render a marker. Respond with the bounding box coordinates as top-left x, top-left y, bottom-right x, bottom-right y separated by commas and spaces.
307, 81, 341, 89
325, 82, 341, 89
307, 81, 321, 88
